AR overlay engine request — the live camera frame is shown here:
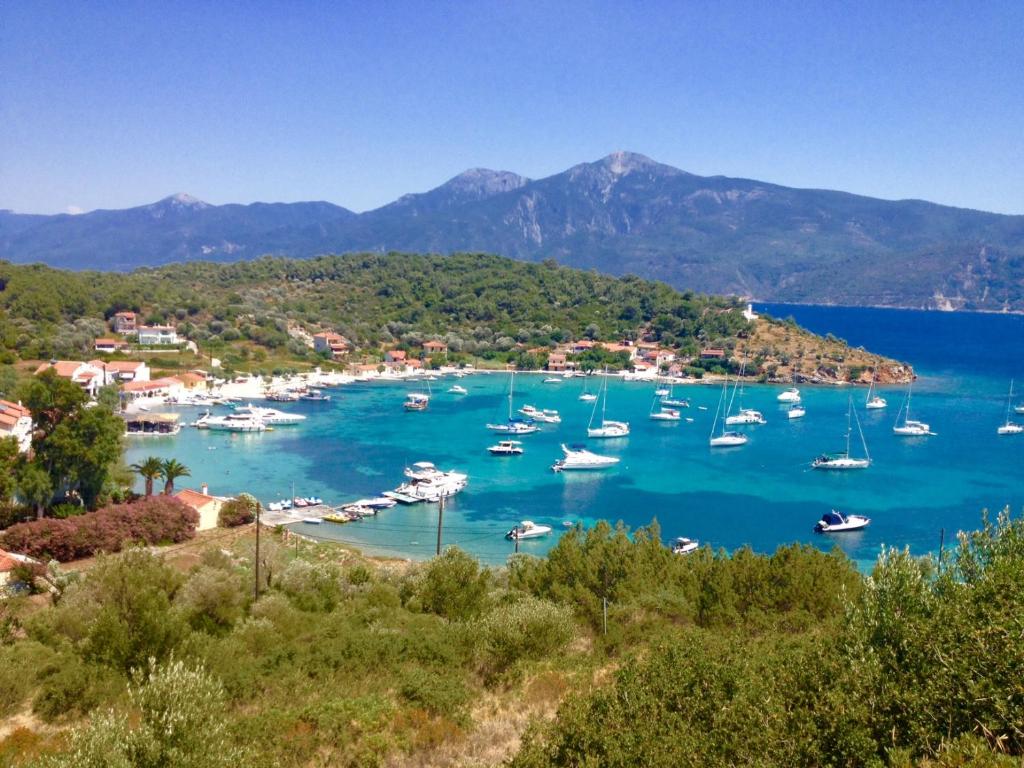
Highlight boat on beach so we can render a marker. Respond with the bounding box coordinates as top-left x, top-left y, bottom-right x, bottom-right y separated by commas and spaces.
814, 510, 870, 533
